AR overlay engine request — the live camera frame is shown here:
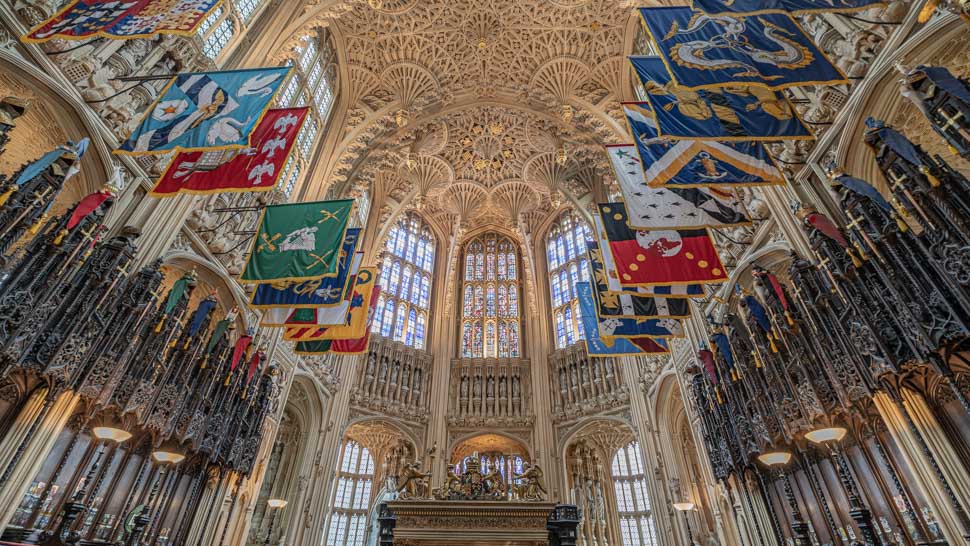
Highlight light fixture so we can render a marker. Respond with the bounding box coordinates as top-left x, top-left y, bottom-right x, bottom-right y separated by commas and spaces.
152, 450, 185, 465
757, 450, 792, 467
673, 502, 695, 511
93, 426, 132, 443
267, 498, 288, 509
804, 426, 847, 445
